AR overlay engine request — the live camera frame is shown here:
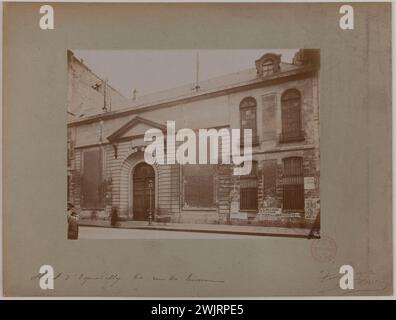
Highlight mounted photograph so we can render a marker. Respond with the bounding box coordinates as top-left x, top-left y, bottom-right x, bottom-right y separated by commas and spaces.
3, 1, 392, 298
66, 49, 320, 239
